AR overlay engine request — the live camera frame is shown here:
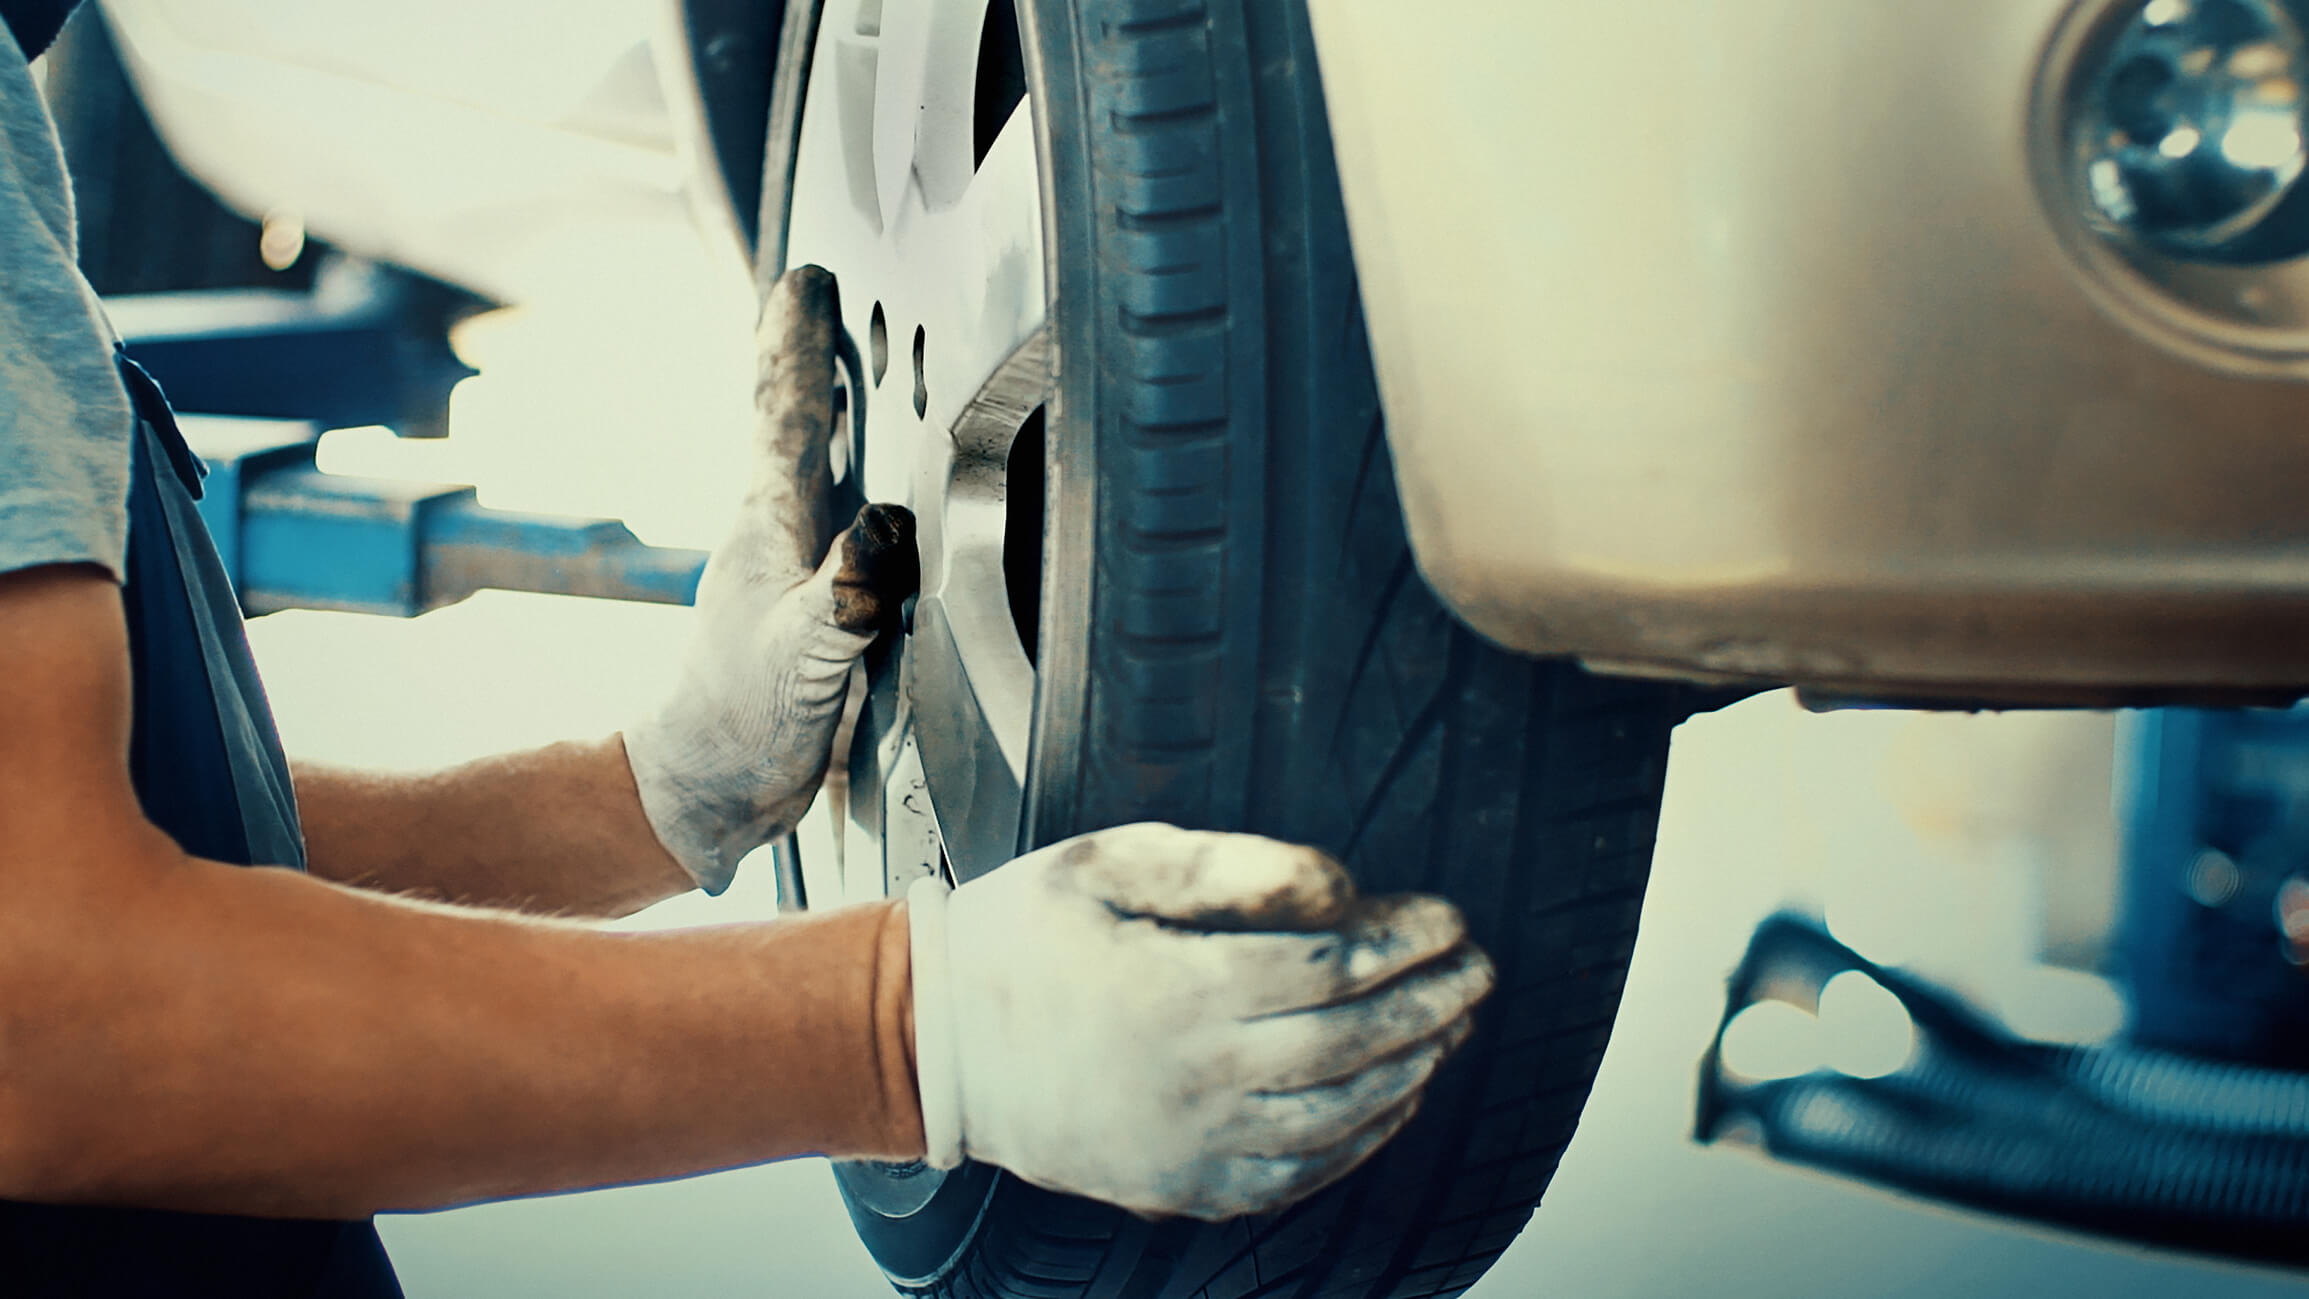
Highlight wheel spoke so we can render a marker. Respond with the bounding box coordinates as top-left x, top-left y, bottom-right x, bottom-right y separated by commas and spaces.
909, 589, 1028, 882
870, 0, 933, 231
873, 0, 991, 224
907, 325, 1042, 883
789, 0, 889, 254
908, 99, 1046, 434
